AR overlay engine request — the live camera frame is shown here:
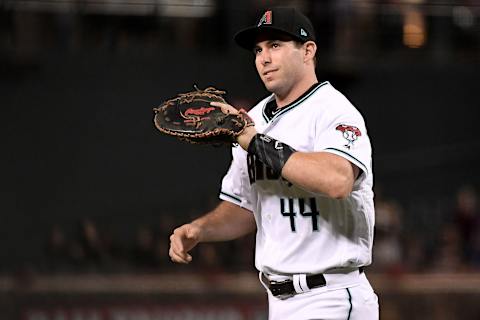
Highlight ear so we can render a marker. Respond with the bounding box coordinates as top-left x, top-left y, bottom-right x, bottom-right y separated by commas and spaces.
303, 41, 317, 63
